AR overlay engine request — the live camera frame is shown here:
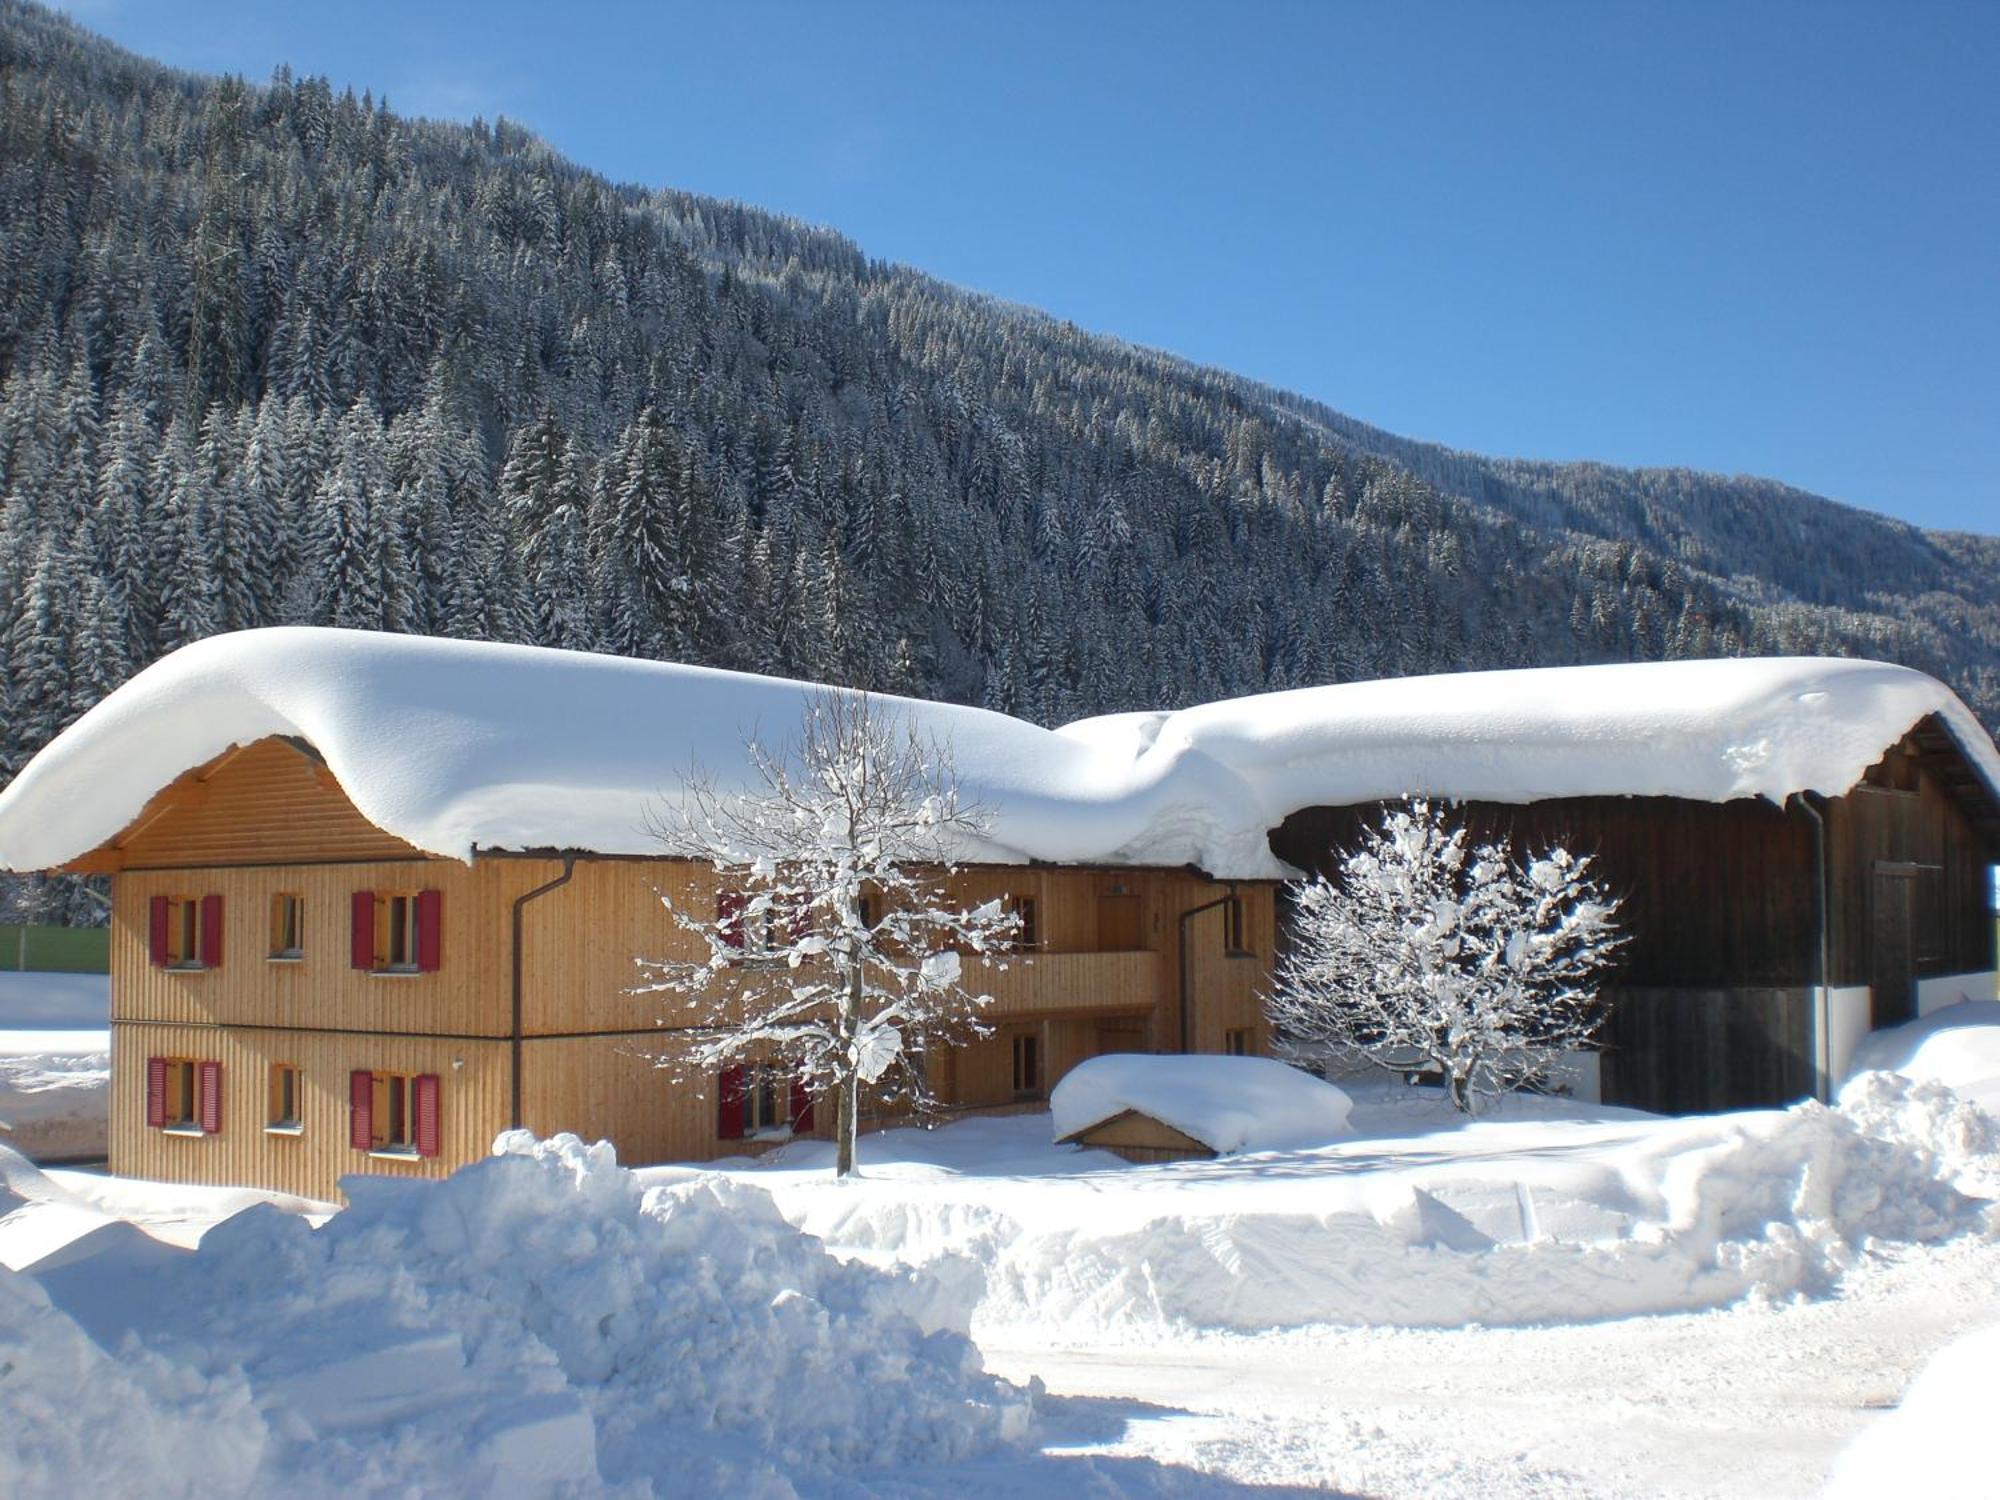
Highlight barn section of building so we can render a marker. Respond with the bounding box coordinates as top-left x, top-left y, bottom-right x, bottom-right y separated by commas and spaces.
1250, 666, 2000, 1113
